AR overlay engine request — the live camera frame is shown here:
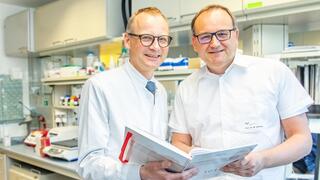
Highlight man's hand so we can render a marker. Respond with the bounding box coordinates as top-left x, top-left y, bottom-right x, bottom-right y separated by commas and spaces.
140, 160, 198, 180
222, 152, 265, 177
